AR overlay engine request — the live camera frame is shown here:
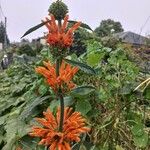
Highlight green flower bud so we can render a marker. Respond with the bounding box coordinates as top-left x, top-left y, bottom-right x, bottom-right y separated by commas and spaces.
48, 0, 68, 20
